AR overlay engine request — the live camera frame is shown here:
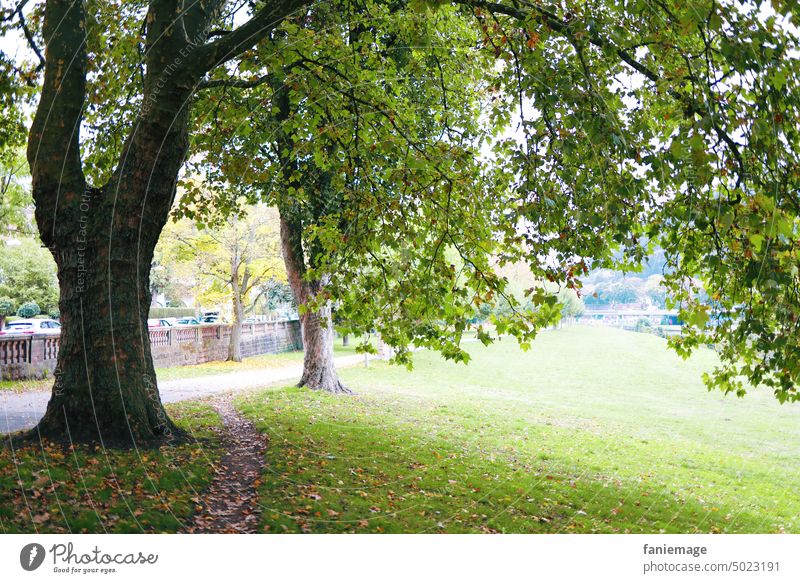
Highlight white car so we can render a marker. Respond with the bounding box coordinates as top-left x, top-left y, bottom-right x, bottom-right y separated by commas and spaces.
0, 319, 62, 336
